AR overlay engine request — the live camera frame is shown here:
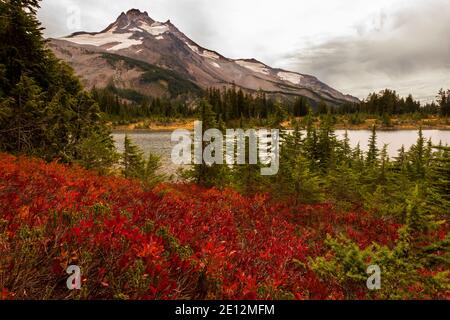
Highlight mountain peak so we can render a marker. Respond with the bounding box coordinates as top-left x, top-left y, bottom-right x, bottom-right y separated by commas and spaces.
113, 8, 154, 29
125, 8, 150, 19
